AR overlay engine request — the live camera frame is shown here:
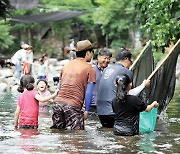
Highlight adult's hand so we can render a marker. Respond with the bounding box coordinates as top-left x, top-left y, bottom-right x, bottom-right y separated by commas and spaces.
84, 111, 89, 120
143, 79, 151, 87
